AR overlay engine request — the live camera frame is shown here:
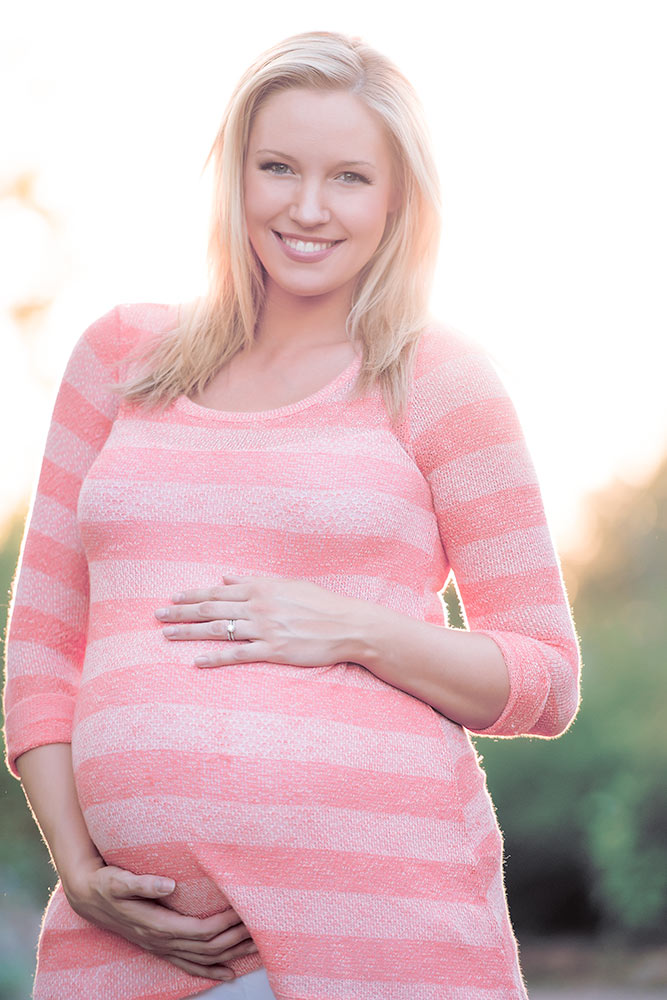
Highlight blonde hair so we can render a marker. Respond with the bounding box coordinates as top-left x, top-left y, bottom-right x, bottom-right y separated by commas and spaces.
121, 31, 442, 422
